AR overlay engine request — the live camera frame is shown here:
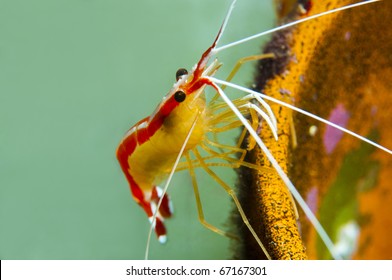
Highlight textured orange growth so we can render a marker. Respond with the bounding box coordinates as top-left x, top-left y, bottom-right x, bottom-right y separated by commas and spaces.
254, 112, 305, 259
241, 0, 392, 259
356, 69, 392, 259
